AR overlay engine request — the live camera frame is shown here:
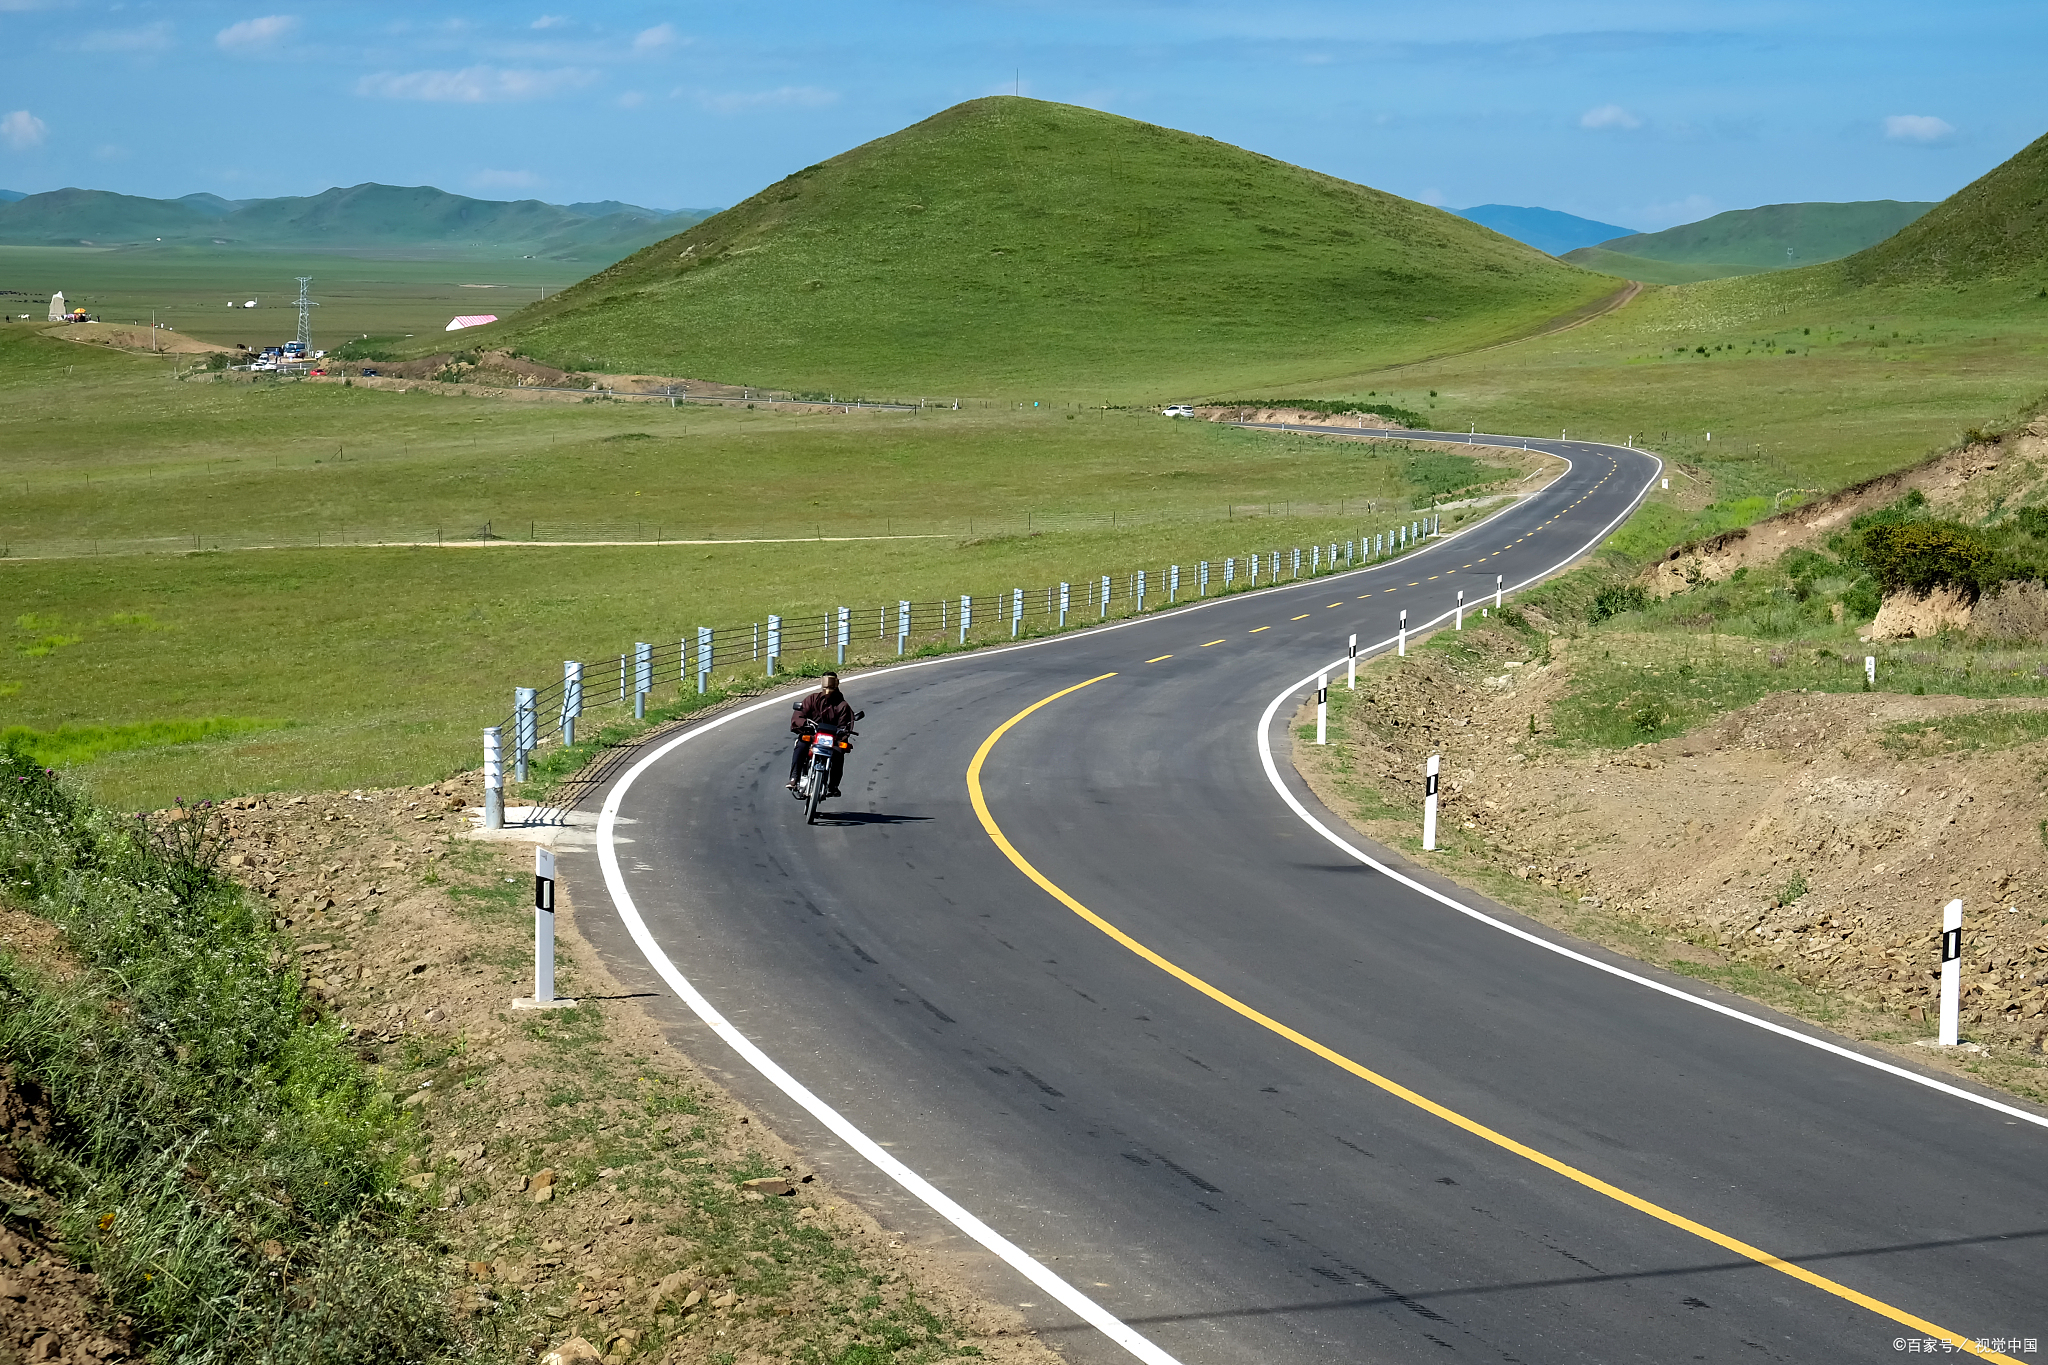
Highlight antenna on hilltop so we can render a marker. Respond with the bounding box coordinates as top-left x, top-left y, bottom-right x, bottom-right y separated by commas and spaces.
294, 277, 318, 351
